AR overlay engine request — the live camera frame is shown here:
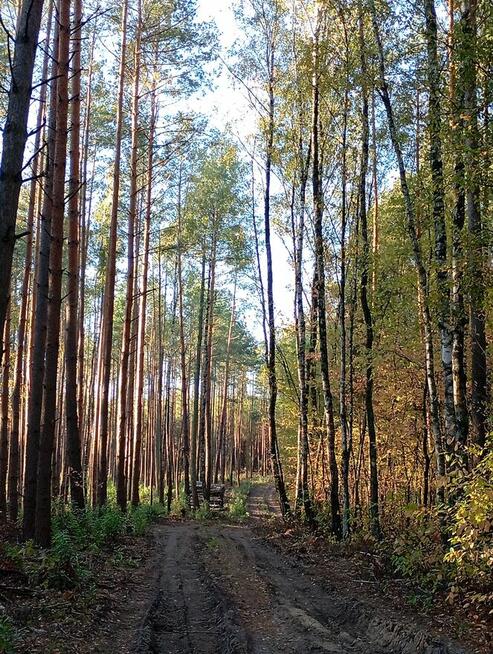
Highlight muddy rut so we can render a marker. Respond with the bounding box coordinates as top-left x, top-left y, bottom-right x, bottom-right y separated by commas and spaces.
131, 485, 467, 654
